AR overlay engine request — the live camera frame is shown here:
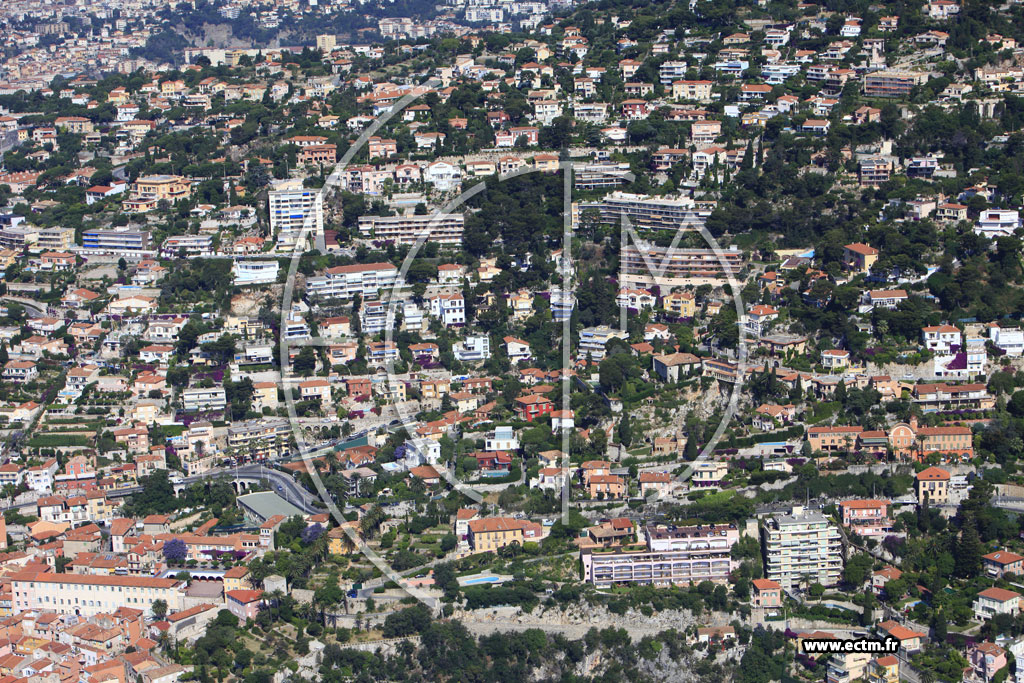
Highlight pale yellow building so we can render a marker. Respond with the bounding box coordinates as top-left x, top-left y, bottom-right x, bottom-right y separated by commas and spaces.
130, 175, 192, 203
663, 291, 696, 317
